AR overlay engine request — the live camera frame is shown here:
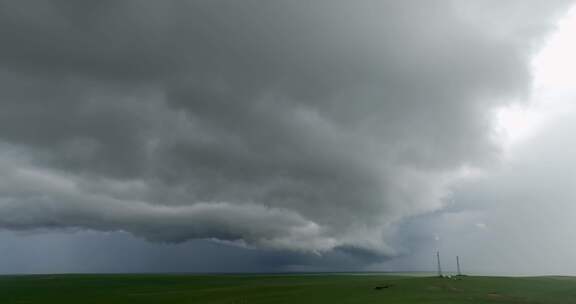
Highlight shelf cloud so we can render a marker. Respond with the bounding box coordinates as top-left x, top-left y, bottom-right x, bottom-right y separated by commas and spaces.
0, 0, 571, 260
